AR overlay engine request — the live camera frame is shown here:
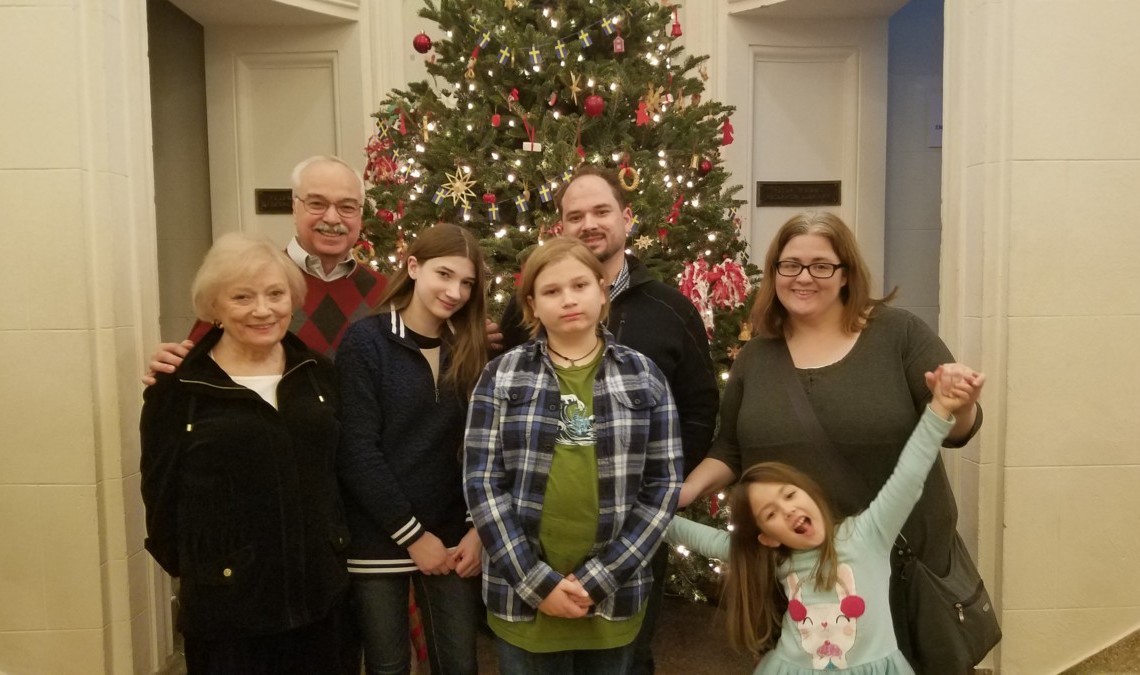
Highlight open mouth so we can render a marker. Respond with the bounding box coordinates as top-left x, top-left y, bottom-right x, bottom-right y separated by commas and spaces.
793, 516, 810, 535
